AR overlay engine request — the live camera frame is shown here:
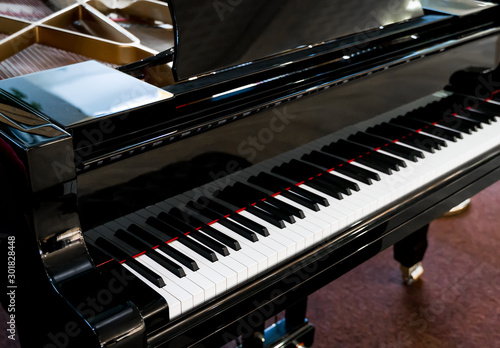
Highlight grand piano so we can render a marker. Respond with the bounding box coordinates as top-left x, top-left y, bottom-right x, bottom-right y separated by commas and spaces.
1, 0, 500, 347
